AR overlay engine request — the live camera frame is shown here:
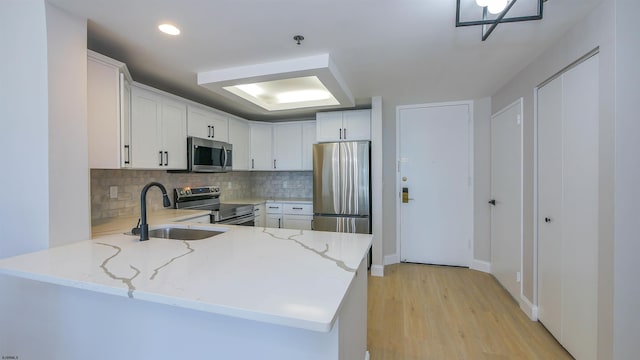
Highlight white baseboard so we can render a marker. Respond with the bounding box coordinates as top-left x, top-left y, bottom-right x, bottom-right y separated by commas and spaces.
470, 259, 492, 273
384, 254, 400, 265
365, 350, 370, 360
370, 265, 384, 277
519, 295, 538, 321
